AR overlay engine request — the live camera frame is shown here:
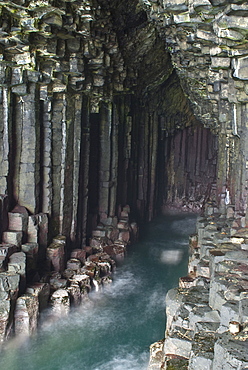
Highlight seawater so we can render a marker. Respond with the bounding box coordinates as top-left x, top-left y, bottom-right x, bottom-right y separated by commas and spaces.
0, 213, 196, 370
